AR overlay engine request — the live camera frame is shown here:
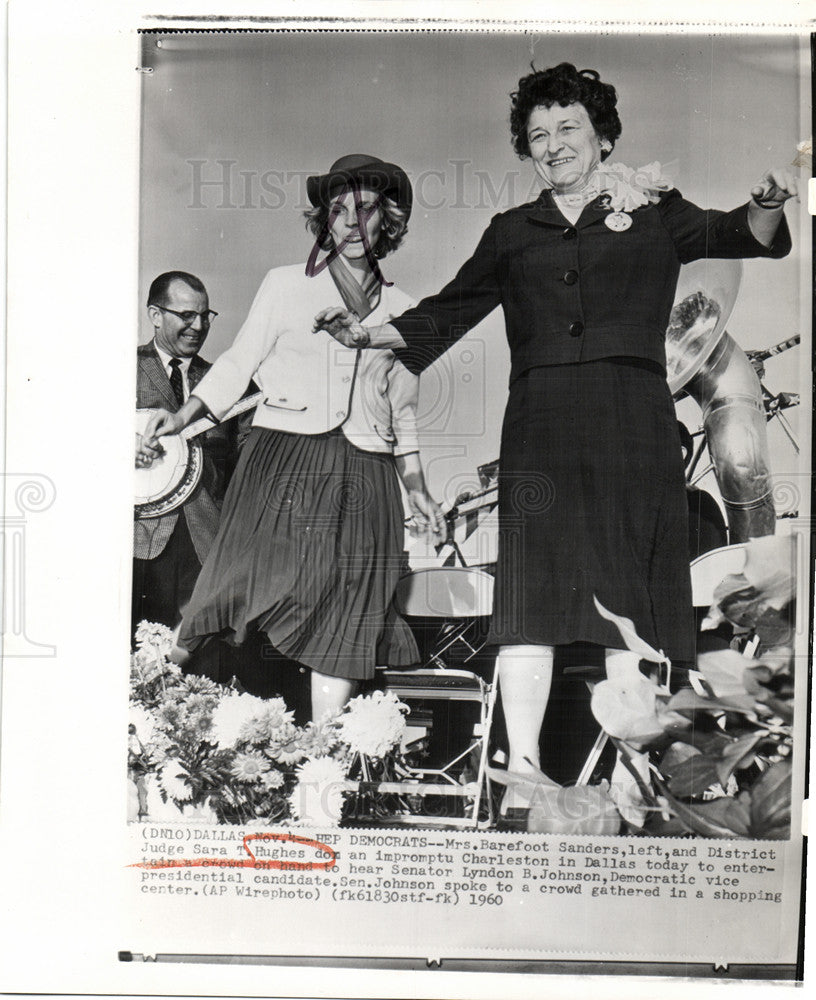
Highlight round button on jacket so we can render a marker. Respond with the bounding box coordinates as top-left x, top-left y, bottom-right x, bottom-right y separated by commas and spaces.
562, 227, 577, 240
563, 269, 579, 285
569, 321, 584, 337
